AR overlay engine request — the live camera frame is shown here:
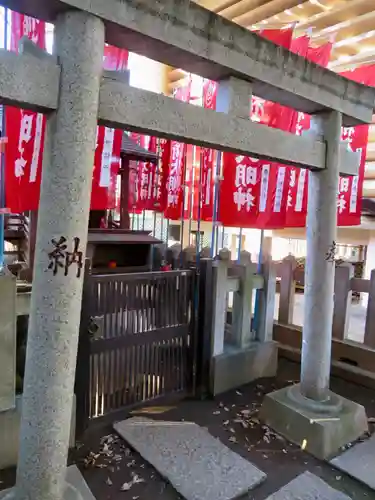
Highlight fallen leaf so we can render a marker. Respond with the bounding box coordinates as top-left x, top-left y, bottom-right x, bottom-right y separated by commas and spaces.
223, 420, 229, 426
336, 476, 342, 481
236, 390, 242, 396
120, 482, 132, 491
229, 428, 235, 433
131, 473, 145, 484
228, 436, 238, 443
213, 411, 220, 415
106, 477, 113, 486
224, 407, 229, 412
